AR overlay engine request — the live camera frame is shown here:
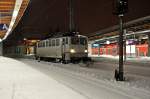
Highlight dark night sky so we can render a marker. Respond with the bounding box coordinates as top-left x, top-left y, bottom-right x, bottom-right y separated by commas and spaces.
13, 0, 150, 39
